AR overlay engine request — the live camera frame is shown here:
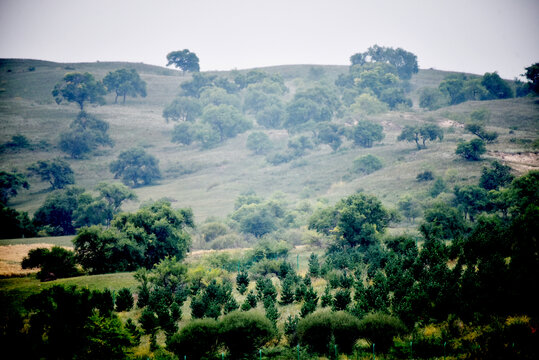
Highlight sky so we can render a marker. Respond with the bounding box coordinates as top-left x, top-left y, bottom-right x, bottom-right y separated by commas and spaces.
0, 0, 538, 79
